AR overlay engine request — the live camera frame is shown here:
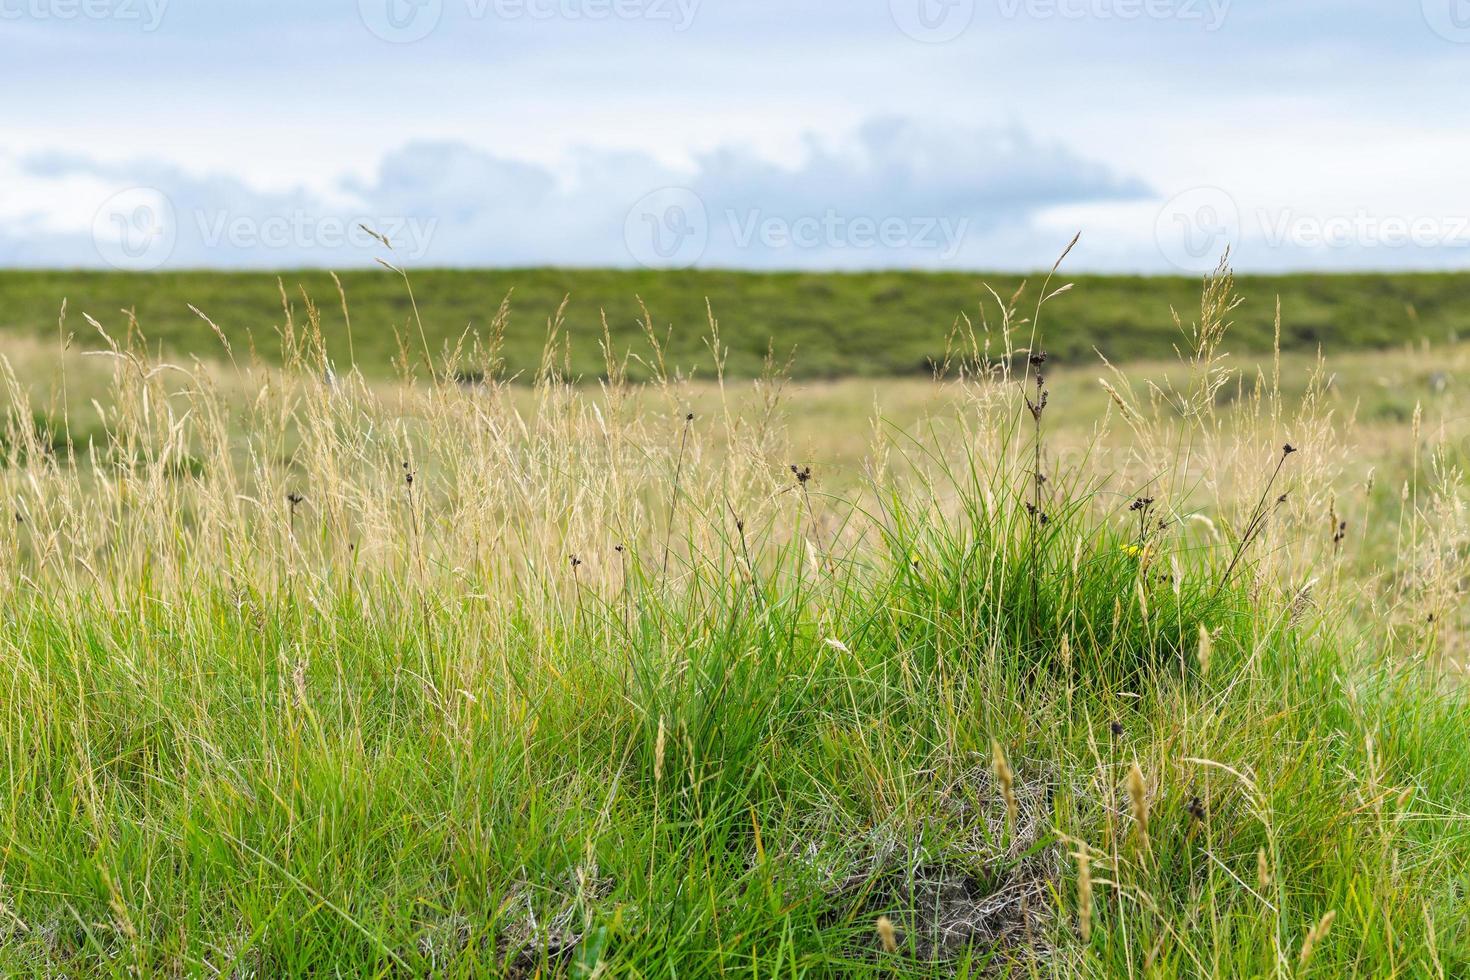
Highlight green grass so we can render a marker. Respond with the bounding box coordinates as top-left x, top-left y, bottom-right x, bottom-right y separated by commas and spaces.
3, 445, 1465, 976
0, 268, 1467, 975
6, 267, 1470, 379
